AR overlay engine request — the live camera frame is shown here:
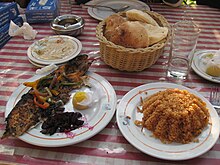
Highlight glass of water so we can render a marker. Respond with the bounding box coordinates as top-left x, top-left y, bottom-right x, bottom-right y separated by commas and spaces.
167, 20, 200, 80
